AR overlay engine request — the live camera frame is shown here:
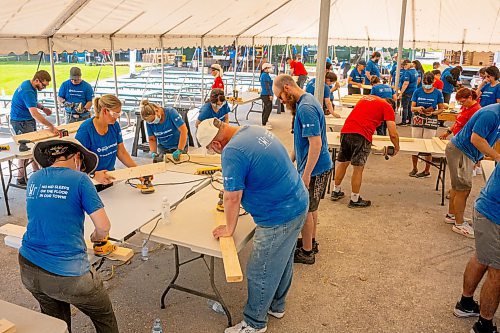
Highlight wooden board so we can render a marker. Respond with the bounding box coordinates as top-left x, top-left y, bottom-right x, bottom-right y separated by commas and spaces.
214, 211, 243, 283
164, 153, 221, 164
13, 121, 83, 144
432, 137, 447, 151
372, 135, 415, 142
0, 224, 133, 262
482, 160, 495, 182
0, 319, 16, 333
424, 139, 435, 154
106, 163, 168, 181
